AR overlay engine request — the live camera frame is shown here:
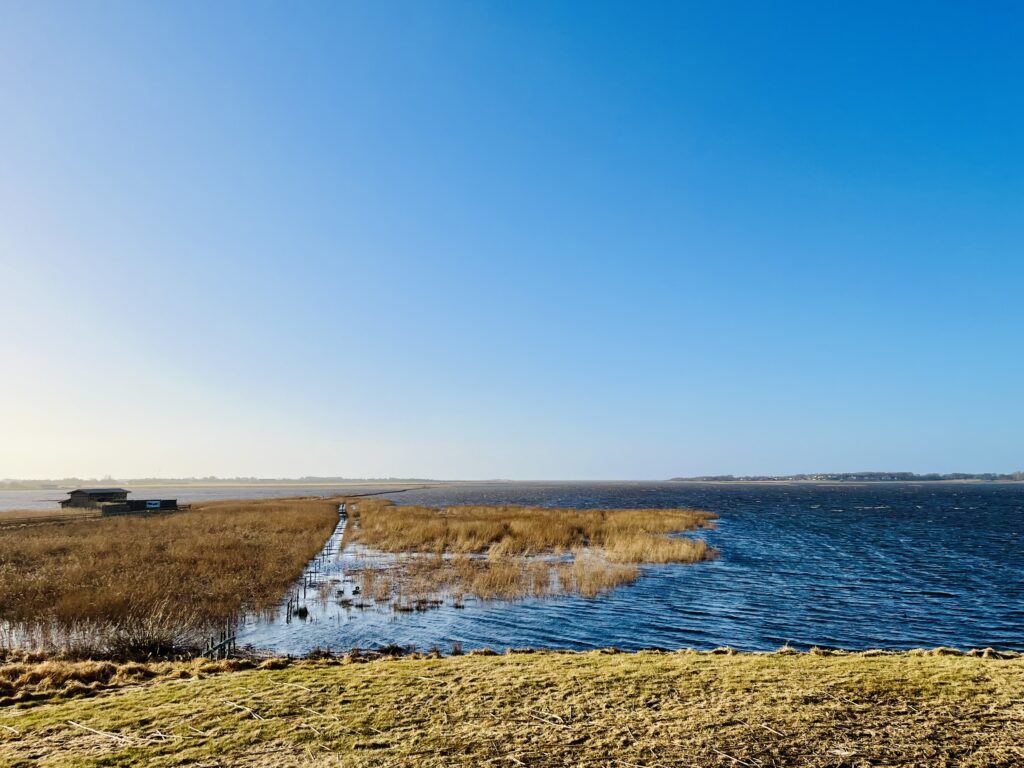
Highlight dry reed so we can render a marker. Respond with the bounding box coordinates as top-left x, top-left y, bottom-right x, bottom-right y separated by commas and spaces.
349, 501, 716, 556
343, 500, 716, 602
0, 497, 340, 657
0, 508, 100, 527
